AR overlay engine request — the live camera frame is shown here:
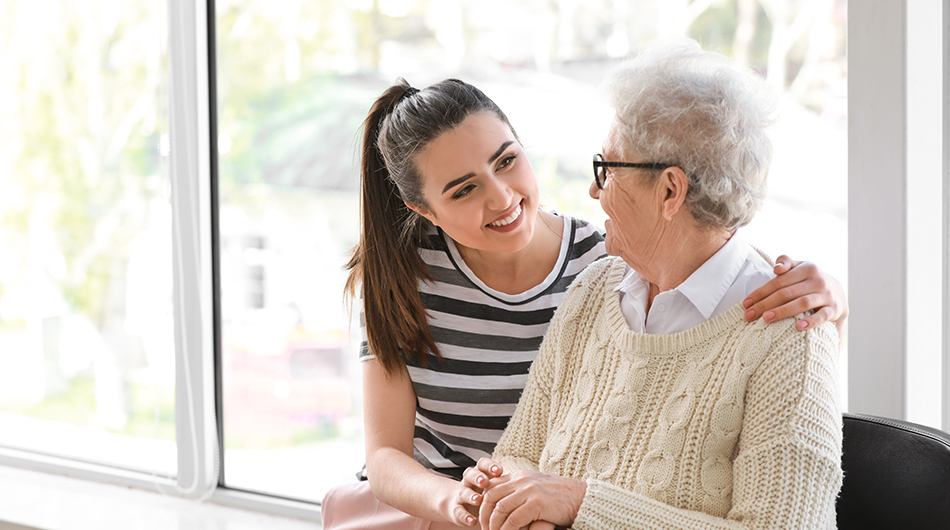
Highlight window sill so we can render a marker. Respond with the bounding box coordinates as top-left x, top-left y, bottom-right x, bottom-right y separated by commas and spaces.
0, 465, 321, 530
